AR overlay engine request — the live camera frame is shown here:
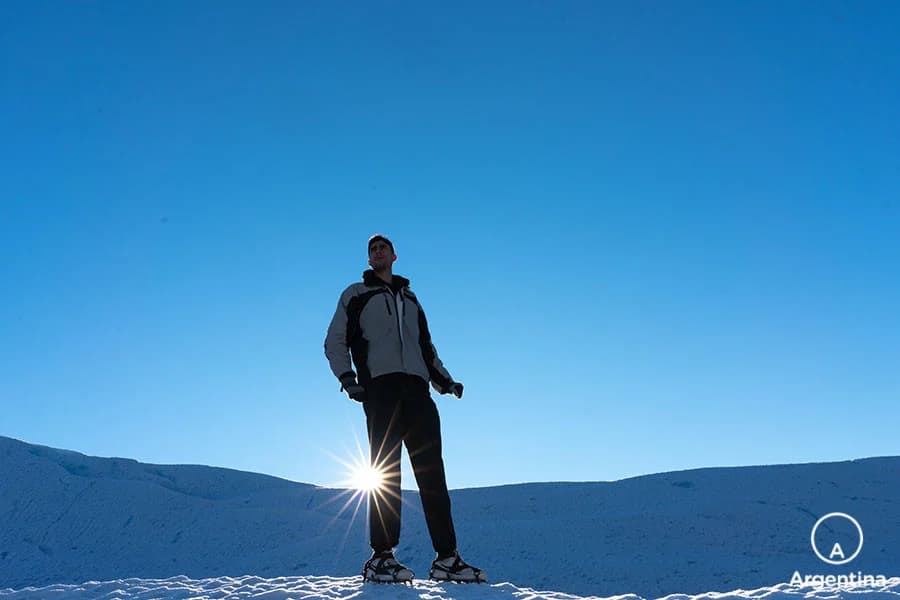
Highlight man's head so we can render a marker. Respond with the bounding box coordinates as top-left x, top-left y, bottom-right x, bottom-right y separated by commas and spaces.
367, 234, 396, 271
